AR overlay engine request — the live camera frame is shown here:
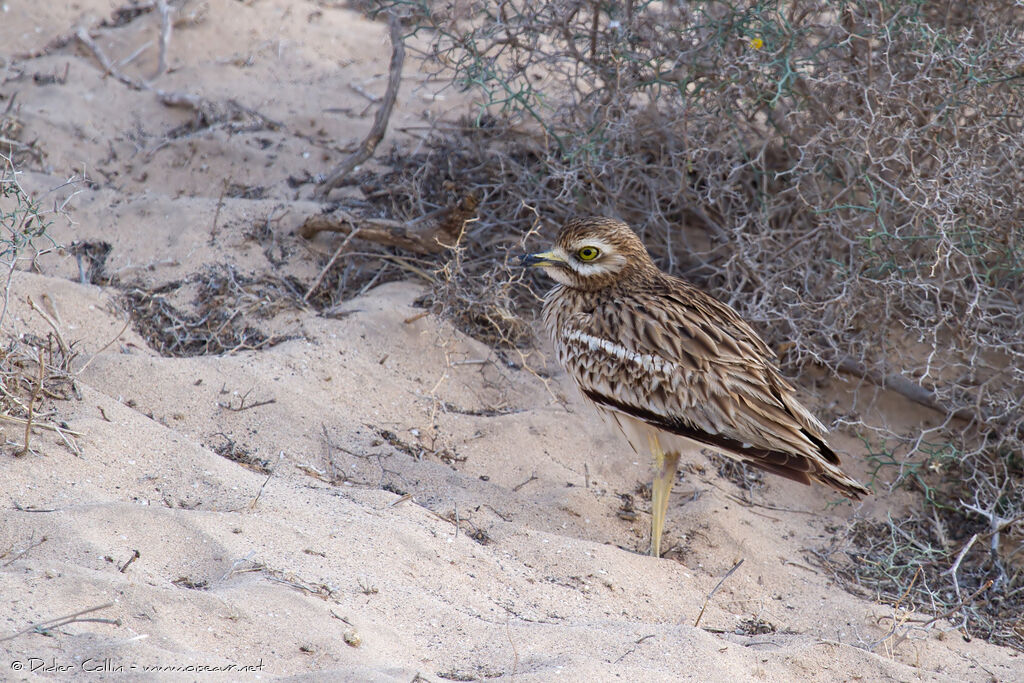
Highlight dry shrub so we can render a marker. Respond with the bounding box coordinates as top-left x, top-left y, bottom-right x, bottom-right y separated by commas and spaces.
122, 265, 300, 357
0, 155, 77, 456
311, 139, 544, 347
345, 0, 1024, 649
